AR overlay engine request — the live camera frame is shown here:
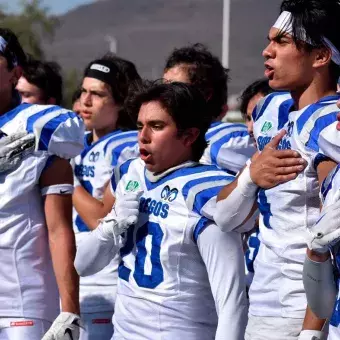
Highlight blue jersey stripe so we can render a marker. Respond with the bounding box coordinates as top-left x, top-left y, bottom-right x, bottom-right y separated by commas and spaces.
38, 112, 77, 151
306, 112, 338, 151
278, 99, 293, 129
210, 130, 249, 165
103, 130, 137, 155
258, 189, 272, 229
254, 93, 279, 122
182, 175, 234, 215
205, 123, 246, 140
0, 103, 32, 128
111, 158, 135, 192
296, 95, 340, 134
111, 141, 138, 167
80, 130, 121, 159
321, 165, 340, 202
193, 217, 209, 243
26, 105, 64, 133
